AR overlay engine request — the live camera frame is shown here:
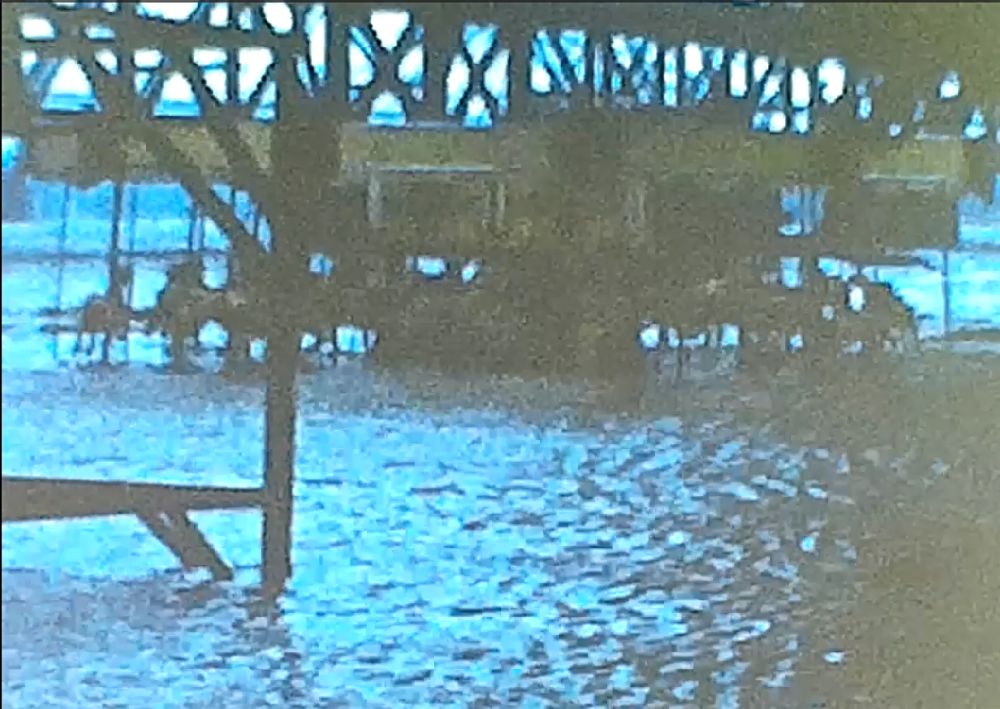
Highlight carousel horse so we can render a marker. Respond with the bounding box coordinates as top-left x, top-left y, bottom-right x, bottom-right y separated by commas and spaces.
74, 262, 136, 363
